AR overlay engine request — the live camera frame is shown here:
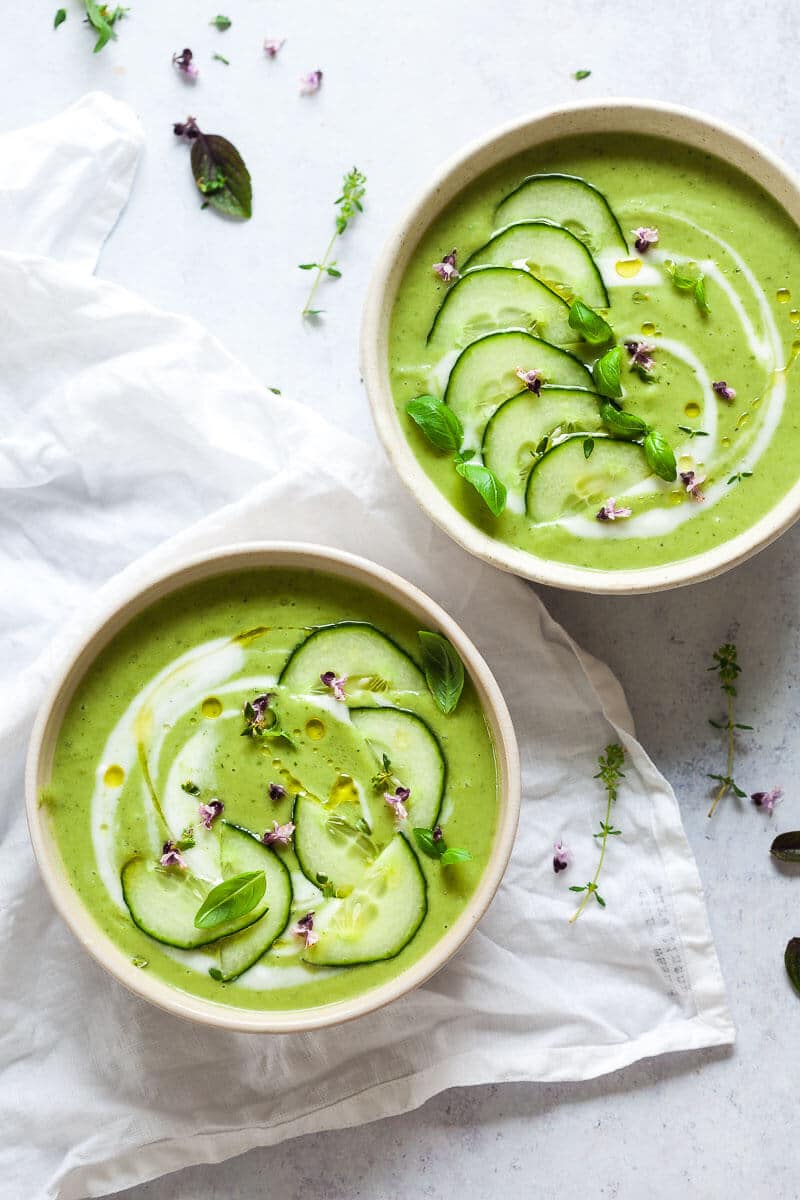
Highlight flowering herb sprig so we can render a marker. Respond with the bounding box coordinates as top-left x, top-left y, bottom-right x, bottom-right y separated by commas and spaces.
300, 166, 366, 318
413, 824, 472, 866
707, 643, 751, 817
568, 744, 624, 923
172, 48, 199, 79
